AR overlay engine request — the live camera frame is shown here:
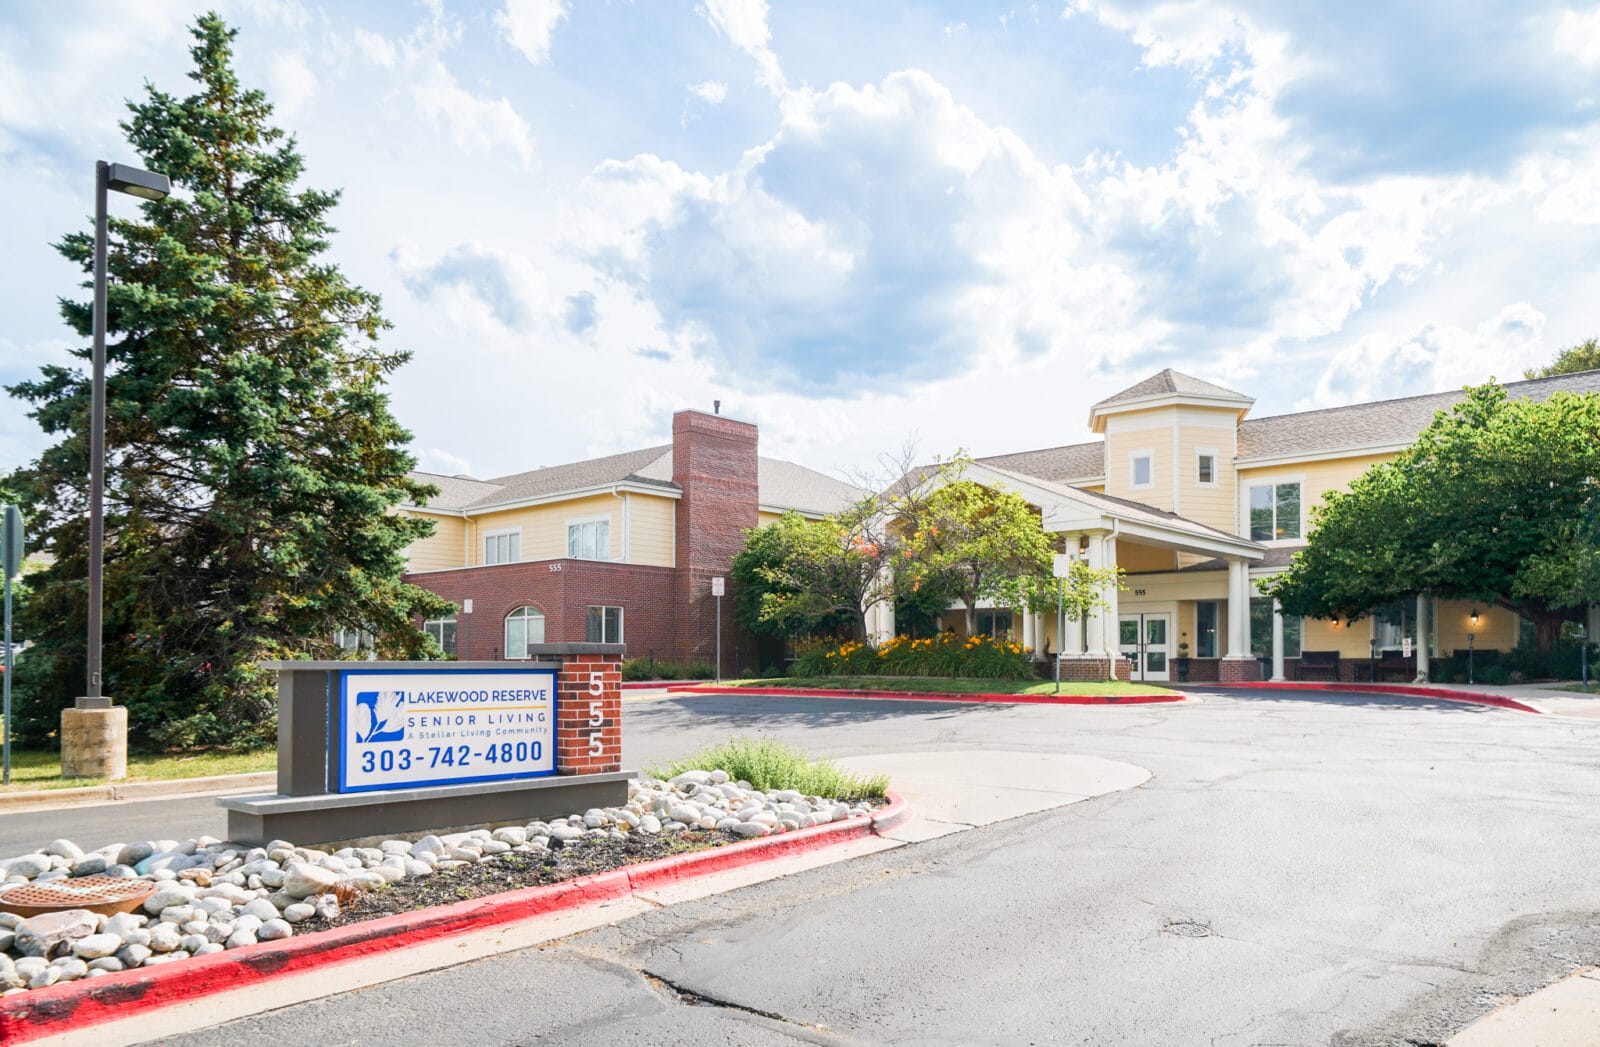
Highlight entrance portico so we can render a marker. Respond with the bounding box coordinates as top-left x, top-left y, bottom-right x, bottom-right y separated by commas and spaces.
971, 463, 1269, 681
